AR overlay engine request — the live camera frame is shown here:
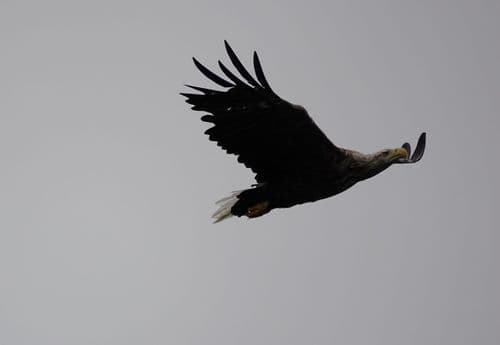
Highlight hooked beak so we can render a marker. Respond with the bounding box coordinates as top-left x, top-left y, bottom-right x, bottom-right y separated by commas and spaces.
389, 147, 410, 162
